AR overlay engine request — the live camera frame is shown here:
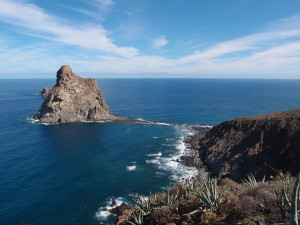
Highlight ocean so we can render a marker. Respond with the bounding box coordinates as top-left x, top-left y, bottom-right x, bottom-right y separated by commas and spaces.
1, 78, 300, 225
